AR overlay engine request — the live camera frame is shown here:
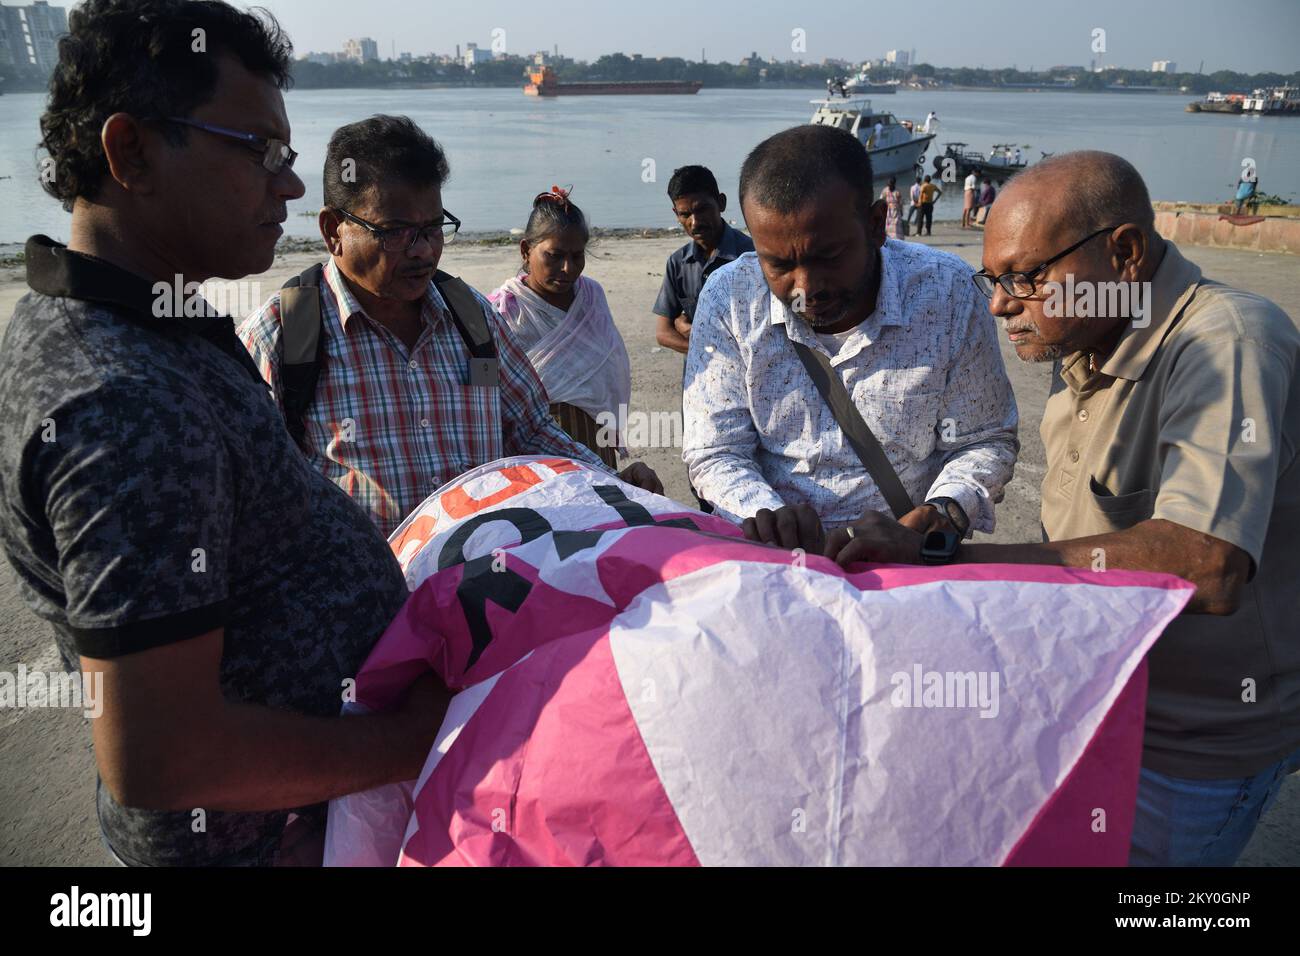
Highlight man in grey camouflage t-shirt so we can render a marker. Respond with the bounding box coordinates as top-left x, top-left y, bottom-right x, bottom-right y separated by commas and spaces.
0, 0, 449, 866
